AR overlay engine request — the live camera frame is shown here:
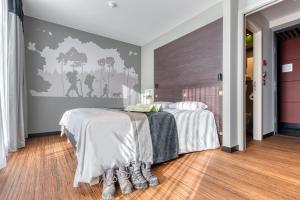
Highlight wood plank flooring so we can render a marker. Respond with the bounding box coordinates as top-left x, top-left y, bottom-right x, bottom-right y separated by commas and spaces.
0, 135, 299, 200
